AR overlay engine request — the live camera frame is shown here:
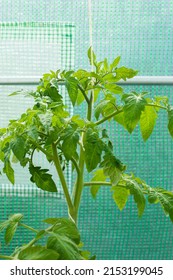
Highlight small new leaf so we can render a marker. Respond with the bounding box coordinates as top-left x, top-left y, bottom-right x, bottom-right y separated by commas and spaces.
110, 56, 121, 71
87, 47, 97, 66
